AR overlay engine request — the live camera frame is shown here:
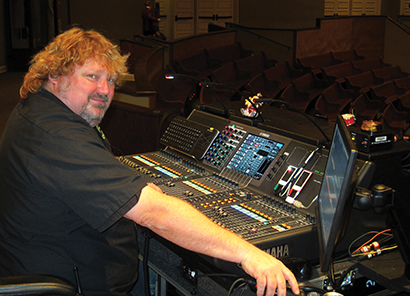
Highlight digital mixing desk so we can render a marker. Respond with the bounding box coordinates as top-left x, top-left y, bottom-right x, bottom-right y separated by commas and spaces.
118, 109, 328, 265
